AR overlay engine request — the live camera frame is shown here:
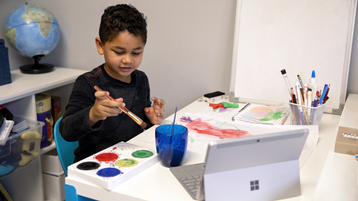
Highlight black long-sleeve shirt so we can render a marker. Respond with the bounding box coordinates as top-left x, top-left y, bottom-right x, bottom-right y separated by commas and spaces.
59, 65, 153, 162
